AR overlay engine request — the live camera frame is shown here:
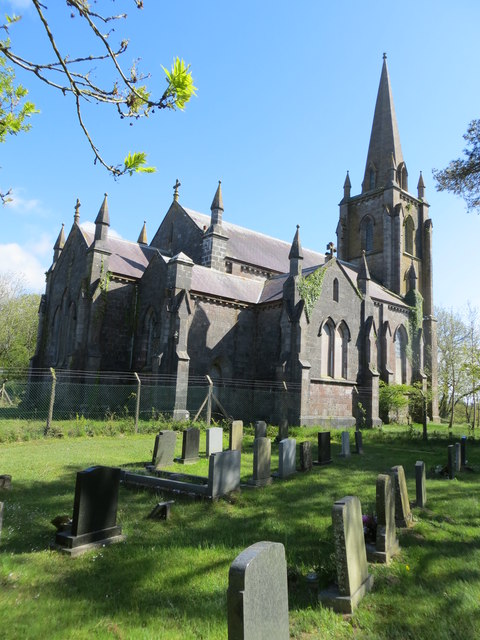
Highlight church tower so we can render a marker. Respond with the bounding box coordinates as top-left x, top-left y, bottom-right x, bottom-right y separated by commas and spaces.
336, 55, 438, 418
